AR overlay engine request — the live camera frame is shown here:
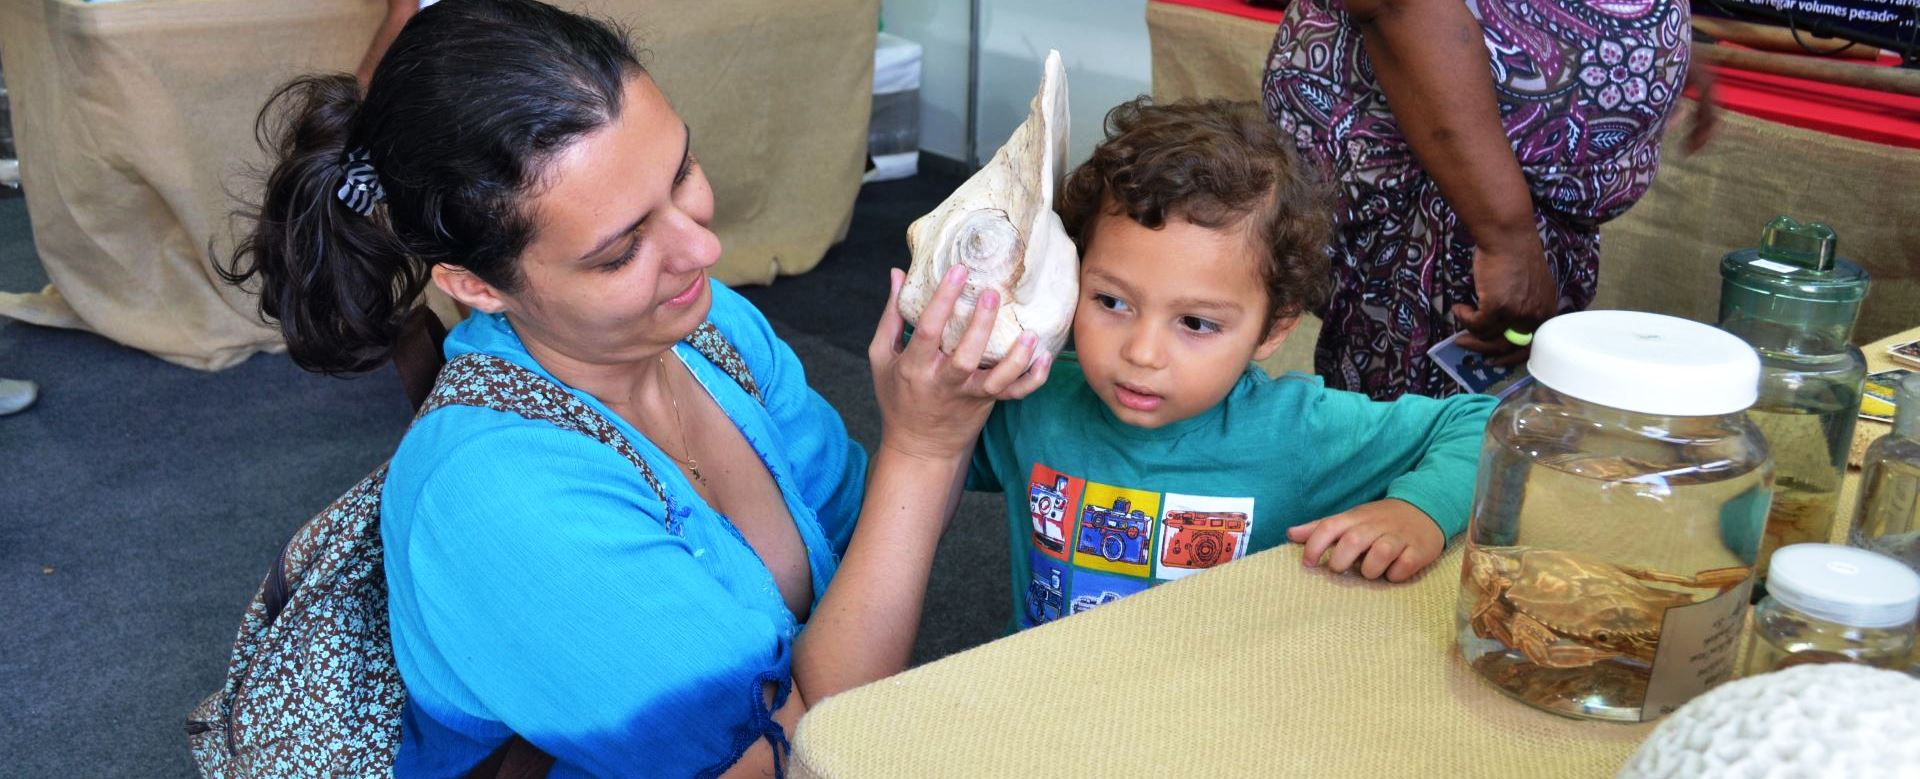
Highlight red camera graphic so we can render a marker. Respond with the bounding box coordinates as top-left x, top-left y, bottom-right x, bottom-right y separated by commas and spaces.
1159, 510, 1248, 570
